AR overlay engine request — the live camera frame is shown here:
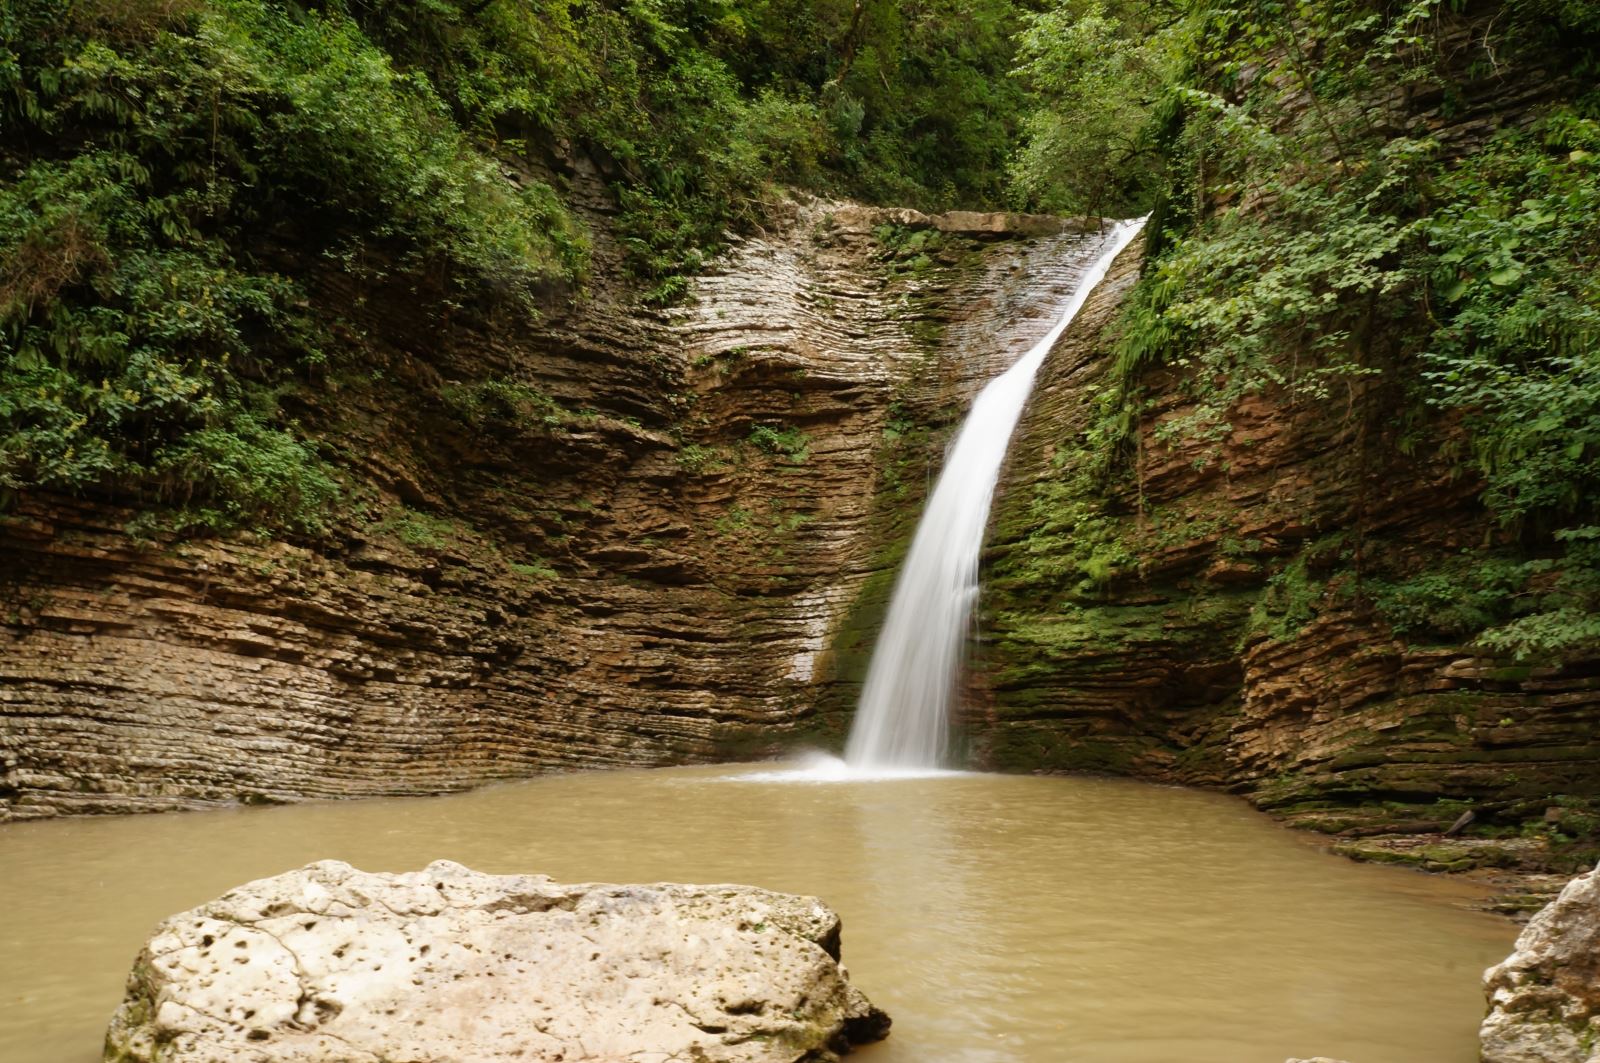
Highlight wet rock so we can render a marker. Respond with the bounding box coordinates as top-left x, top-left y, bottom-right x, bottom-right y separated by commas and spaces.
972, 8, 1600, 851
104, 859, 890, 1063
0, 198, 1110, 820
1481, 862, 1600, 1063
